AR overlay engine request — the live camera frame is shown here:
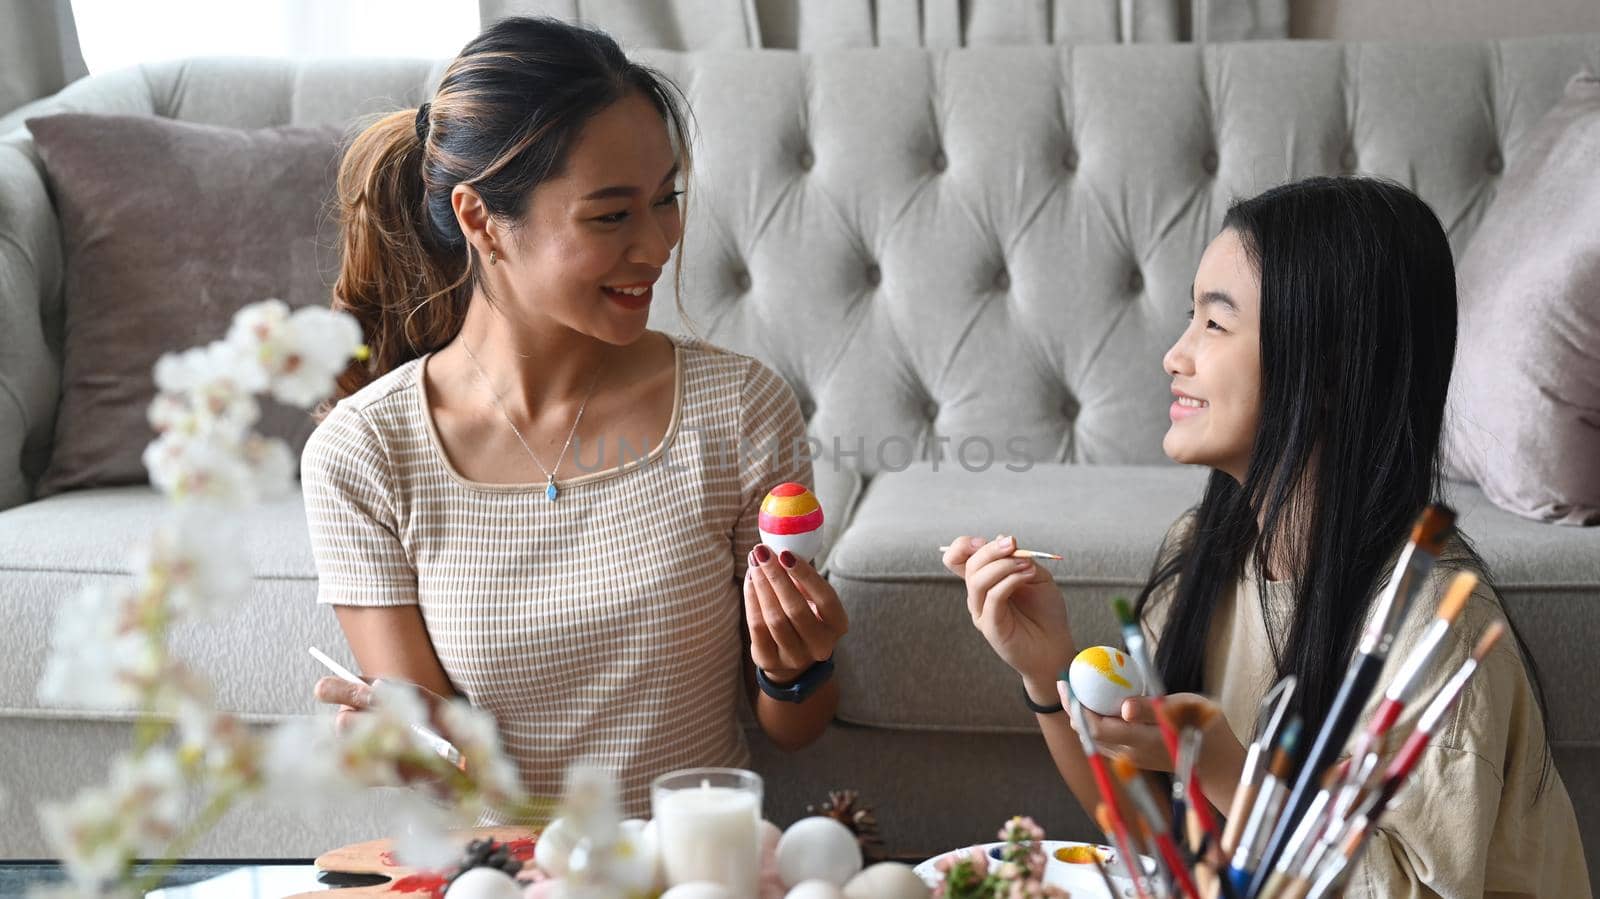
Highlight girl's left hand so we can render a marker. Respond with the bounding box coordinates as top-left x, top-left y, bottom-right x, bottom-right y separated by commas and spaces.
744, 544, 848, 683
1075, 693, 1242, 779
